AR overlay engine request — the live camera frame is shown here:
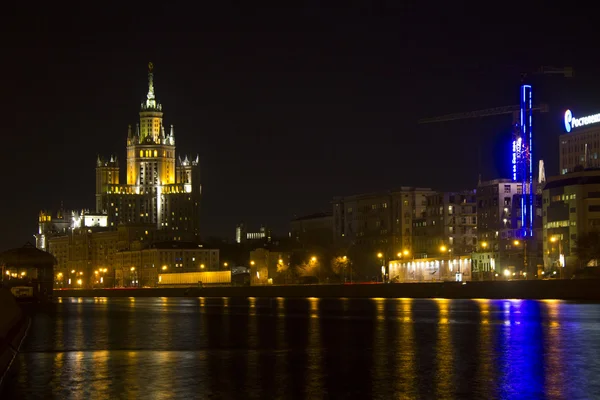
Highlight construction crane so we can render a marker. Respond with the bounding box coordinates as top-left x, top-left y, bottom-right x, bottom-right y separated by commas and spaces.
418, 66, 572, 239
